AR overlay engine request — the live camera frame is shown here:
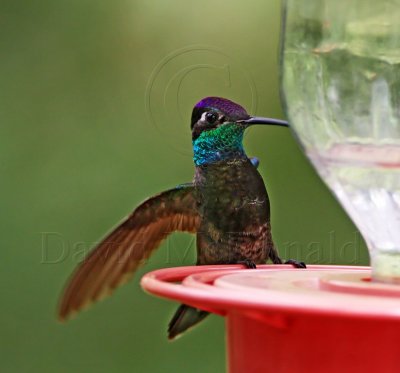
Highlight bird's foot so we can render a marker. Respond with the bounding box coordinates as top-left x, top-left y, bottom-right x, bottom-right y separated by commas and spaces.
235, 259, 257, 269
284, 259, 306, 269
